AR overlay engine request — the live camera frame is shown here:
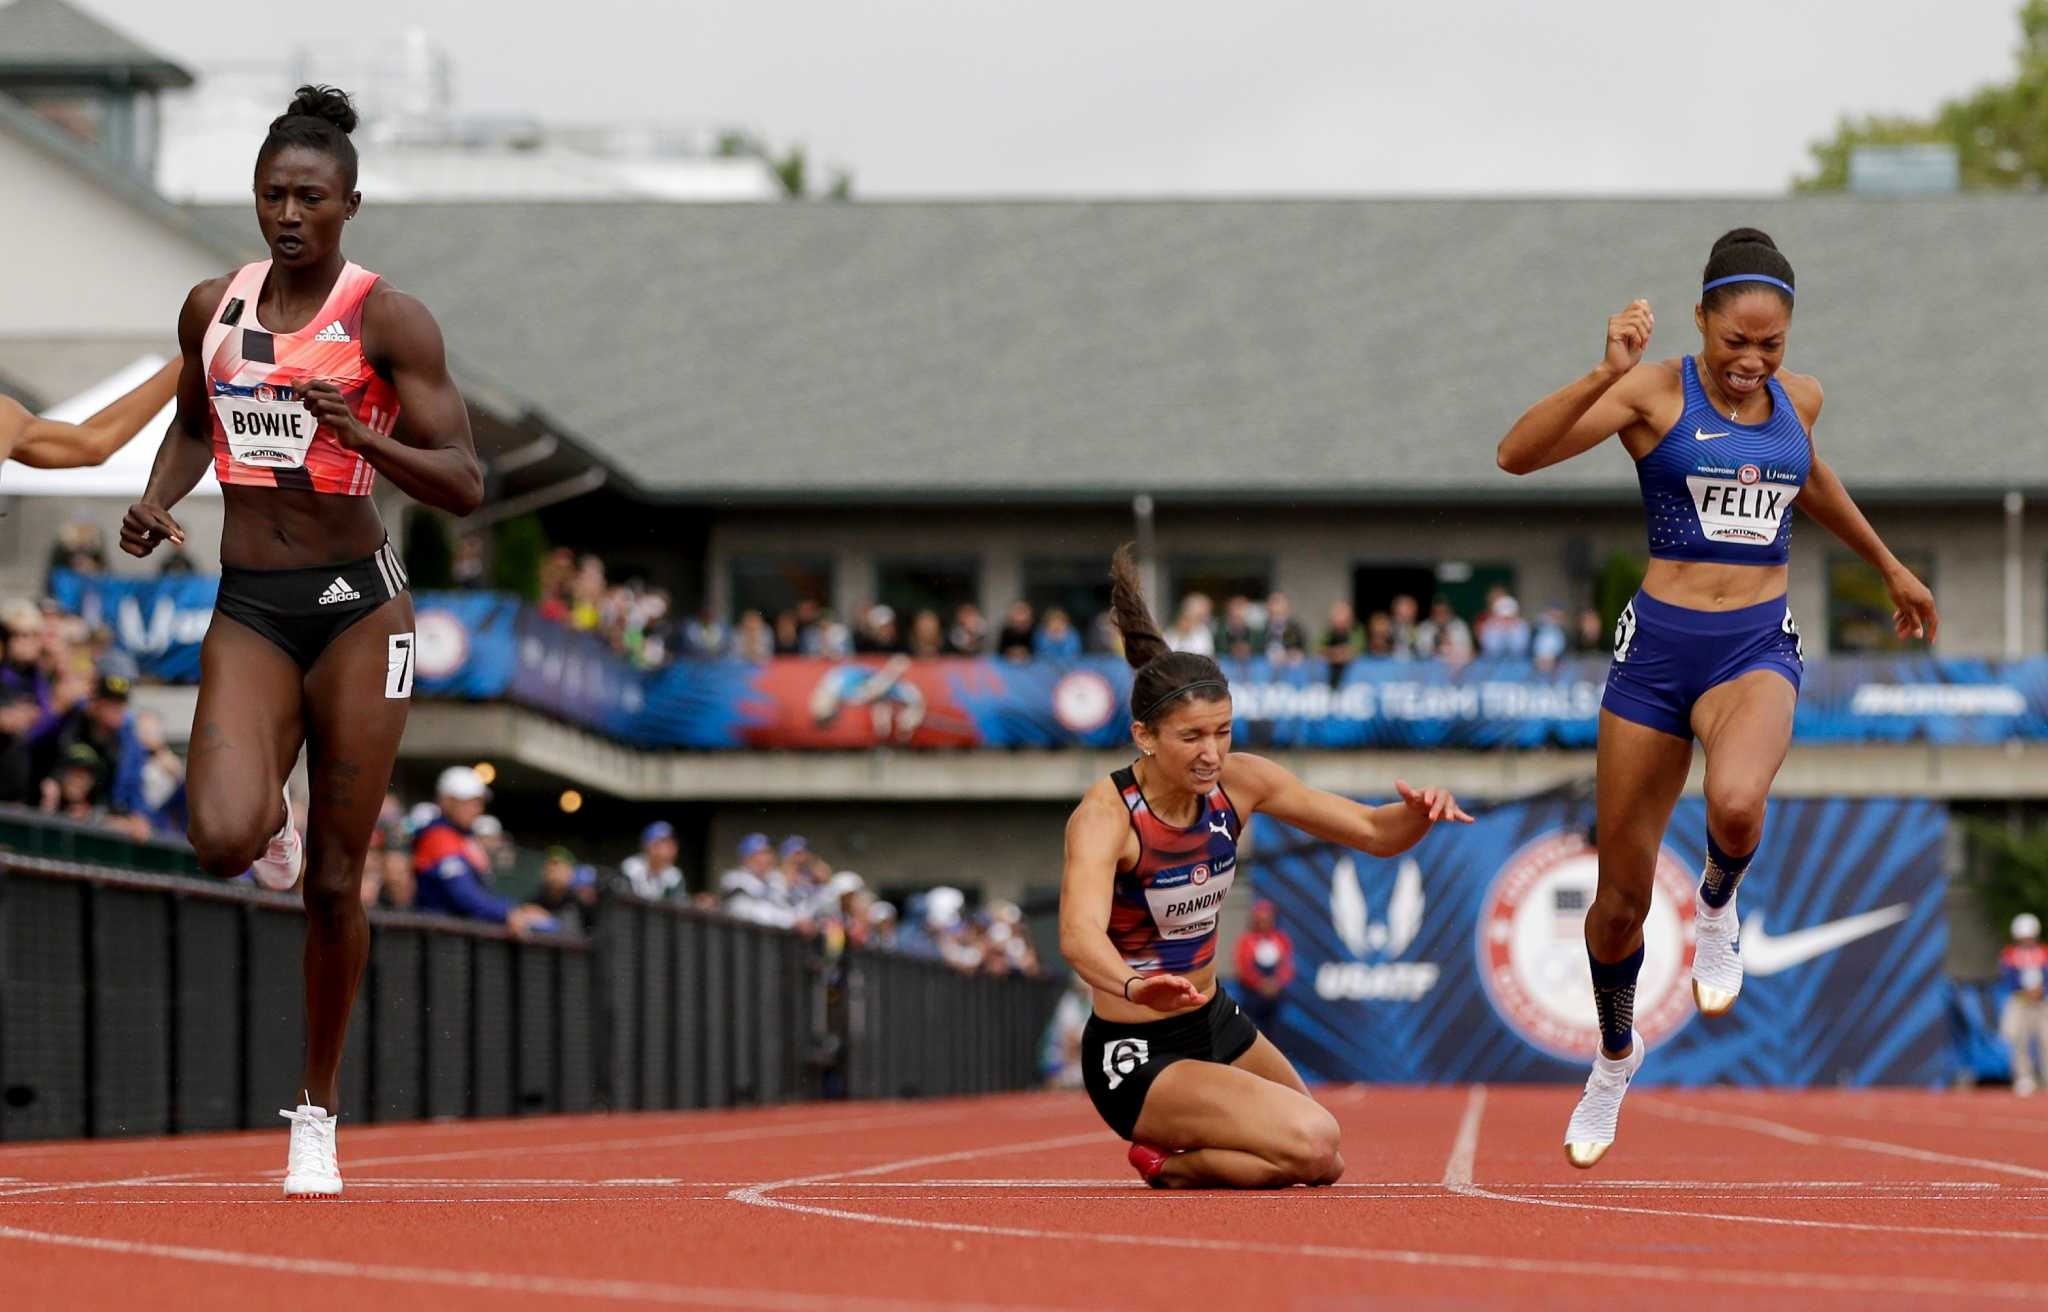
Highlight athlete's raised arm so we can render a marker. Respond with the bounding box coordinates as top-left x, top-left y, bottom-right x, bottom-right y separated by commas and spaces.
2, 359, 177, 471
1225, 752, 1471, 858
1497, 299, 1675, 474
302, 287, 481, 515
1058, 780, 1206, 1013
